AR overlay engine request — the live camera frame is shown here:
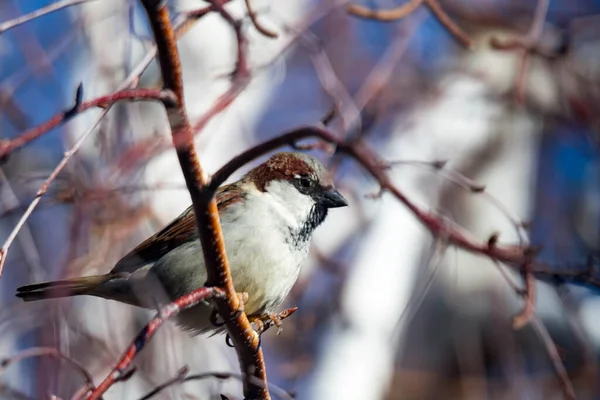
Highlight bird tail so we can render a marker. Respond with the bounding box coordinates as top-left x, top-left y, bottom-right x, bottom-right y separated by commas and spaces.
16, 275, 112, 302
